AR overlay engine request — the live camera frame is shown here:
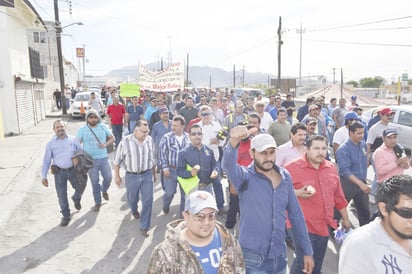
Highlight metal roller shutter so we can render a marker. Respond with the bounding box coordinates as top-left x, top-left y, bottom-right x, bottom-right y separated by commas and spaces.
15, 82, 35, 133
